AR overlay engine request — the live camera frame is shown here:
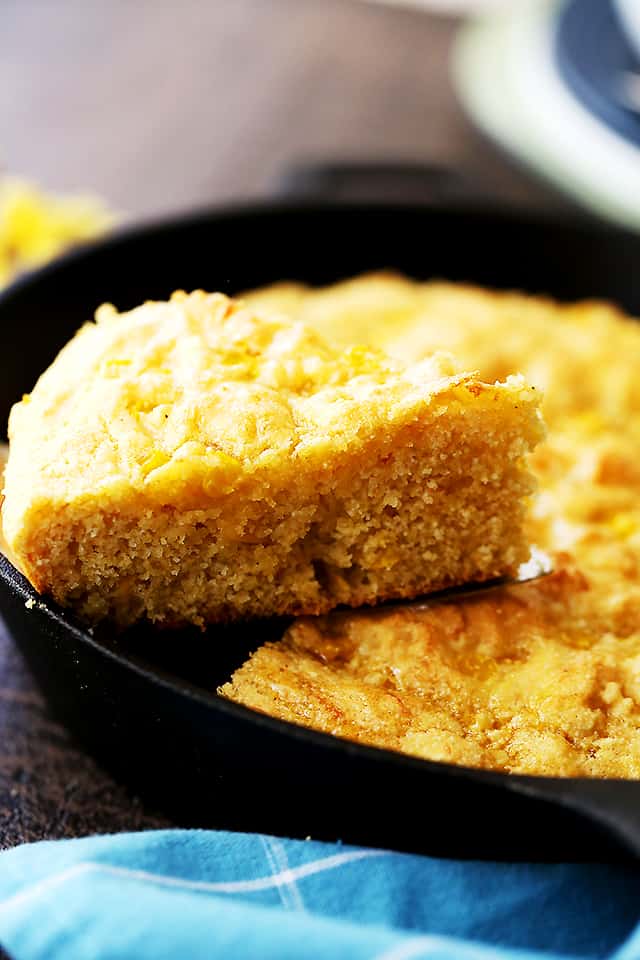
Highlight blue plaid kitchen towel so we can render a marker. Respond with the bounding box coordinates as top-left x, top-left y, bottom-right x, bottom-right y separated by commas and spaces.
0, 829, 639, 959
